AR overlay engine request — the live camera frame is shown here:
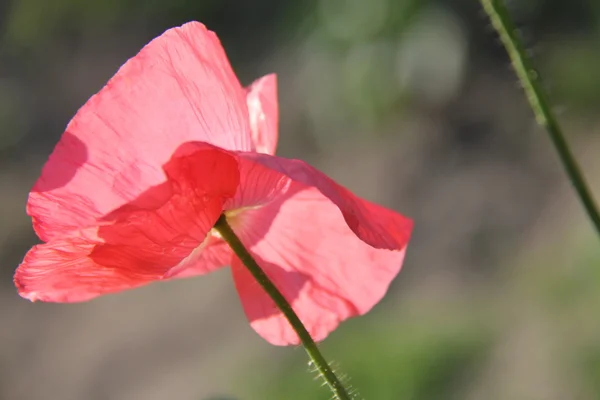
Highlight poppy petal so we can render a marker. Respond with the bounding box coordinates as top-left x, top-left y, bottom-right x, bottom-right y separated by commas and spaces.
16, 144, 240, 302
14, 237, 158, 303
164, 235, 232, 279
234, 152, 413, 251
230, 187, 408, 345
29, 22, 252, 242
246, 74, 279, 155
